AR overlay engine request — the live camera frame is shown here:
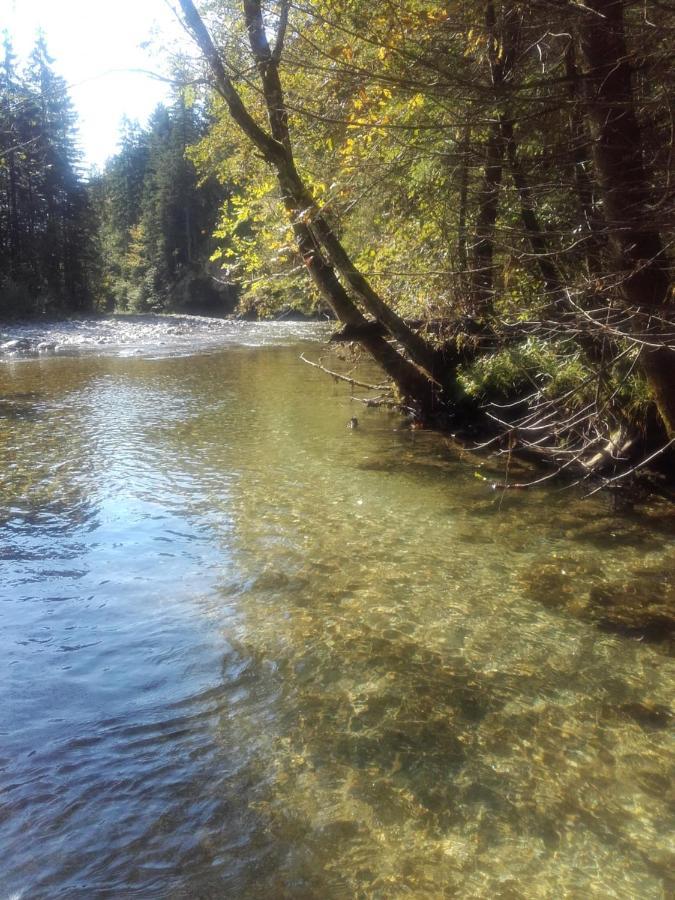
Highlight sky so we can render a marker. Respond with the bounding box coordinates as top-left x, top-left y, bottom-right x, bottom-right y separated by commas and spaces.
1, 0, 186, 170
